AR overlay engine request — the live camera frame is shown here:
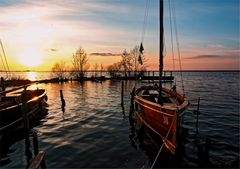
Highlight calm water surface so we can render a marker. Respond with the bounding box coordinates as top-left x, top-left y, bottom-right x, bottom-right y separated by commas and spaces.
1, 72, 239, 168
